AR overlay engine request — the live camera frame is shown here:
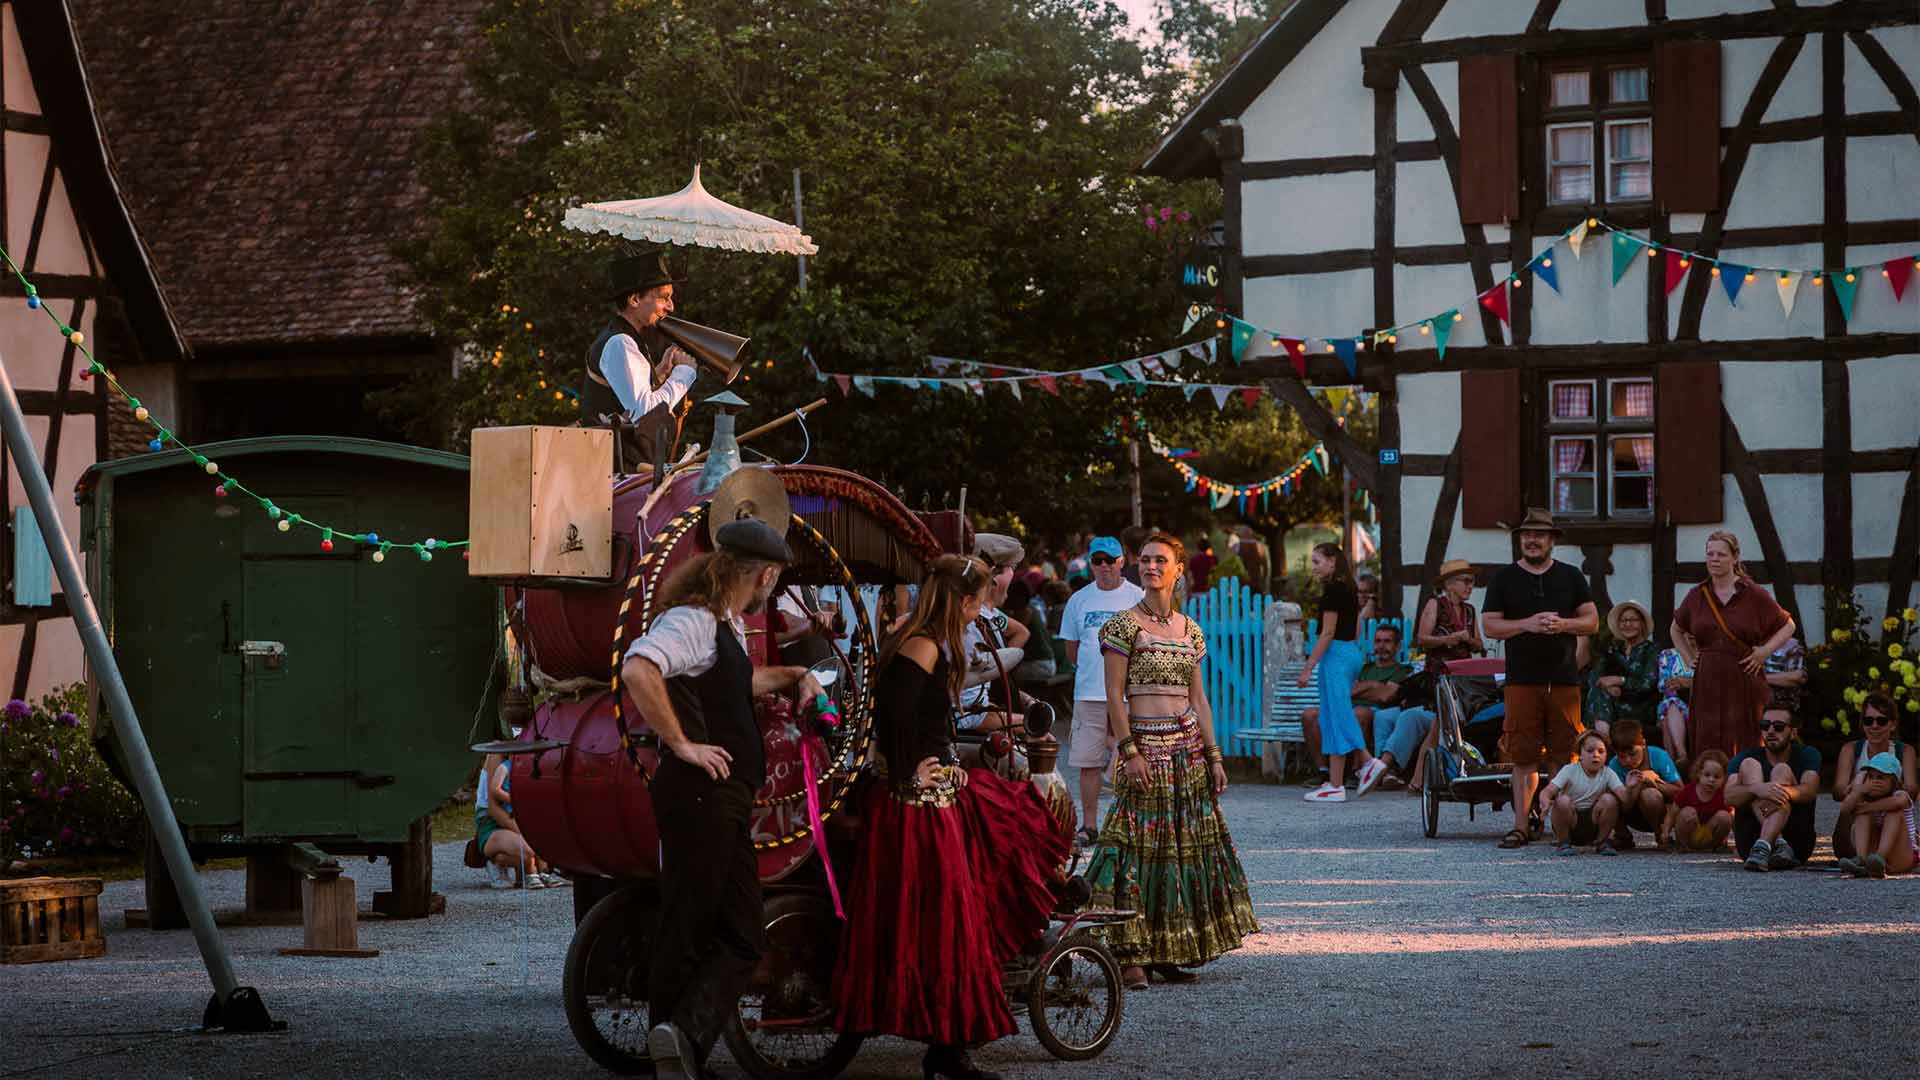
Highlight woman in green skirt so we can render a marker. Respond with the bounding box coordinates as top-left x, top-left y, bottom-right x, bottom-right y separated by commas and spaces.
1083, 532, 1258, 990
